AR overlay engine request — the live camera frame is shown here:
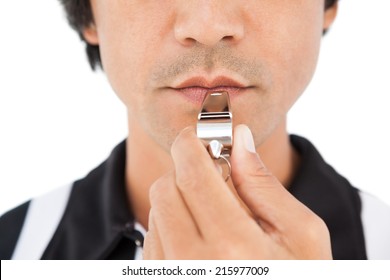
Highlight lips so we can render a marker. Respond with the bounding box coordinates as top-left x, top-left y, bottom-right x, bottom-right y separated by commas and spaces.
170, 76, 251, 104
176, 76, 247, 89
